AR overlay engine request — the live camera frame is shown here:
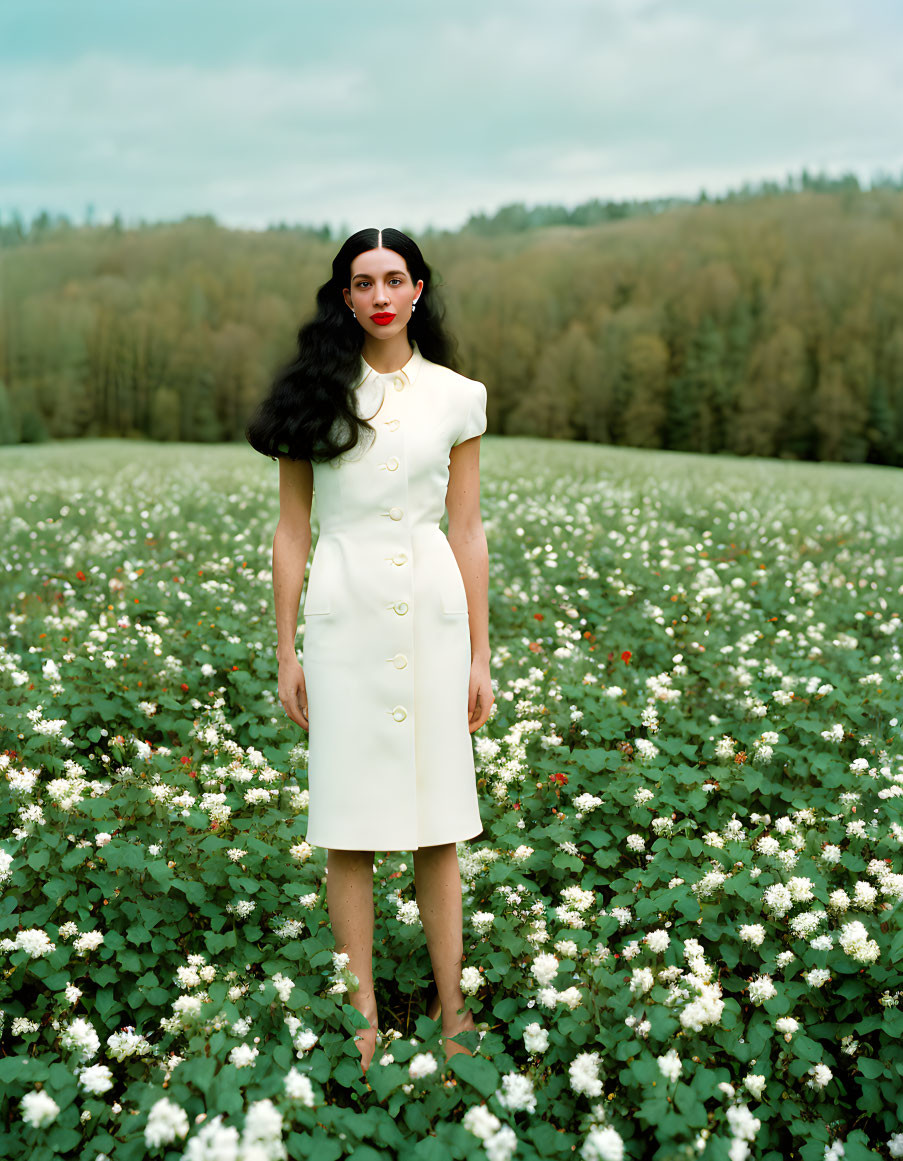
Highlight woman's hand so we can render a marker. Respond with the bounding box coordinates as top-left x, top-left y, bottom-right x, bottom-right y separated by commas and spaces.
278, 655, 309, 730
468, 657, 494, 732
